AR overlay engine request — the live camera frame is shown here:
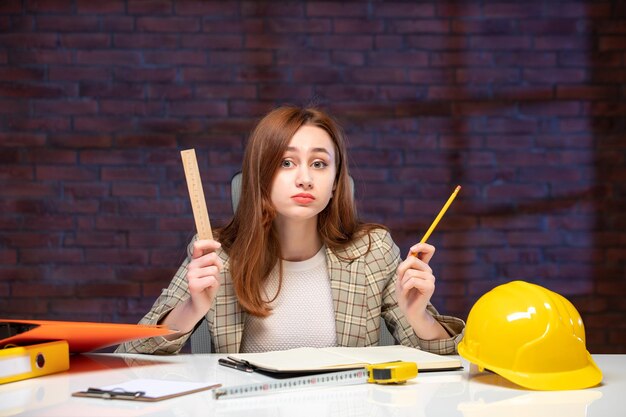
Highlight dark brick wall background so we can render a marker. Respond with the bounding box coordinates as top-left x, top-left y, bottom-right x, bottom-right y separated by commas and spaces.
1, 0, 625, 353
